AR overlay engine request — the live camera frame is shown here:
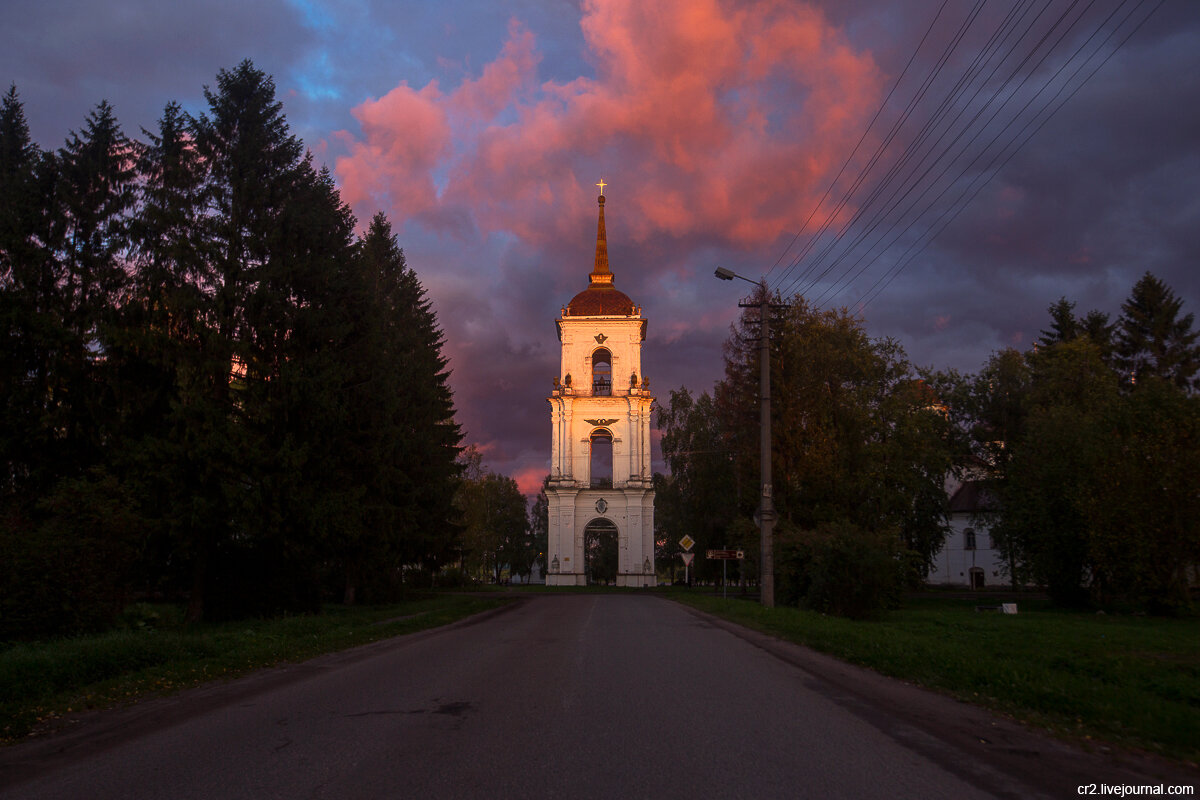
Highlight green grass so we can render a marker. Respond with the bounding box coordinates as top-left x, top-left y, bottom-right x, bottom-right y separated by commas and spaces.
670, 591, 1200, 764
0, 594, 508, 743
